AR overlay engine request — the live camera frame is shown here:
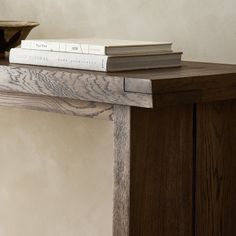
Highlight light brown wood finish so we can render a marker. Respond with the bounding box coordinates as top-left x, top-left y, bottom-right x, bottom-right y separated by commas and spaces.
0, 91, 113, 120
196, 100, 236, 236
7, 61, 236, 95
113, 105, 131, 236
1, 59, 236, 109
0, 65, 152, 108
